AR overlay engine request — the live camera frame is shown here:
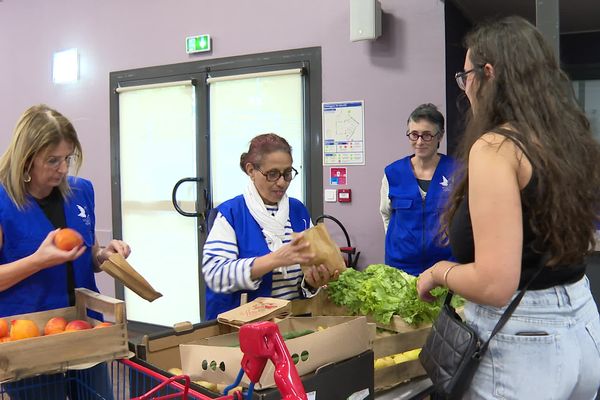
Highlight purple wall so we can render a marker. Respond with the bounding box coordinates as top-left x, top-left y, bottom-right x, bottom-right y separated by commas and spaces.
0, 0, 446, 295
